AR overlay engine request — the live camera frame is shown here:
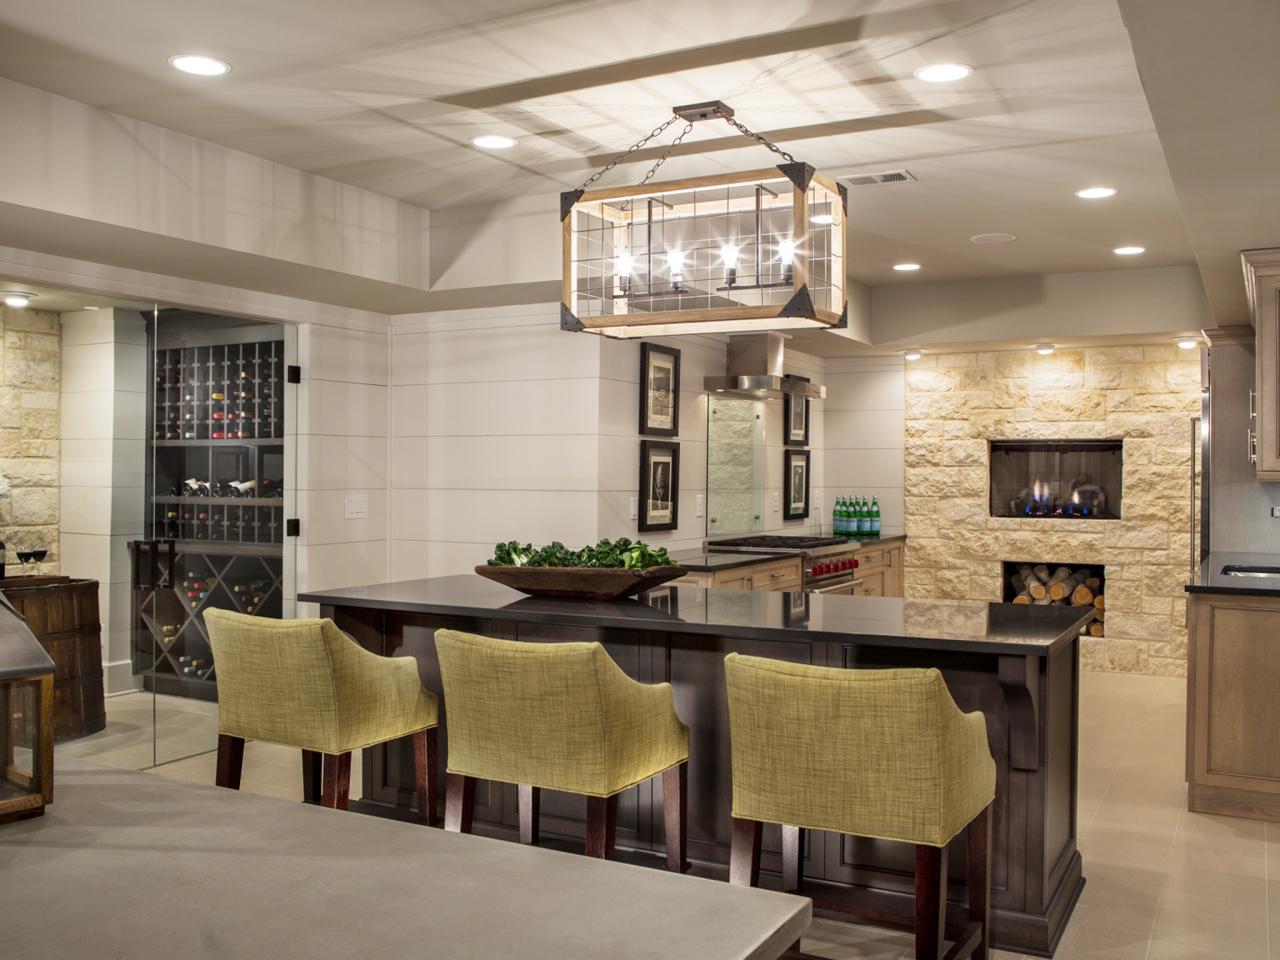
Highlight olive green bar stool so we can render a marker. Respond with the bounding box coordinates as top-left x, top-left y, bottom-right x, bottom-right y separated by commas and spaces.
724, 653, 996, 960
205, 610, 441, 823
435, 629, 690, 869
